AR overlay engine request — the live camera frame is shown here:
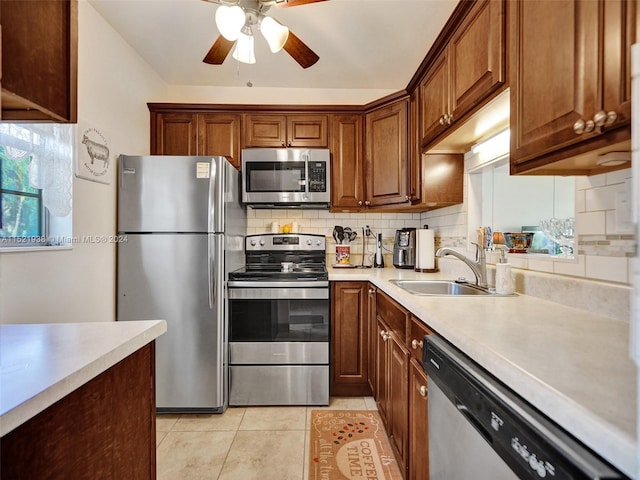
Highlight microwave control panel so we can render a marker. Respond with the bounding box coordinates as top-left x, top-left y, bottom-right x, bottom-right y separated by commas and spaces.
308, 162, 327, 192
